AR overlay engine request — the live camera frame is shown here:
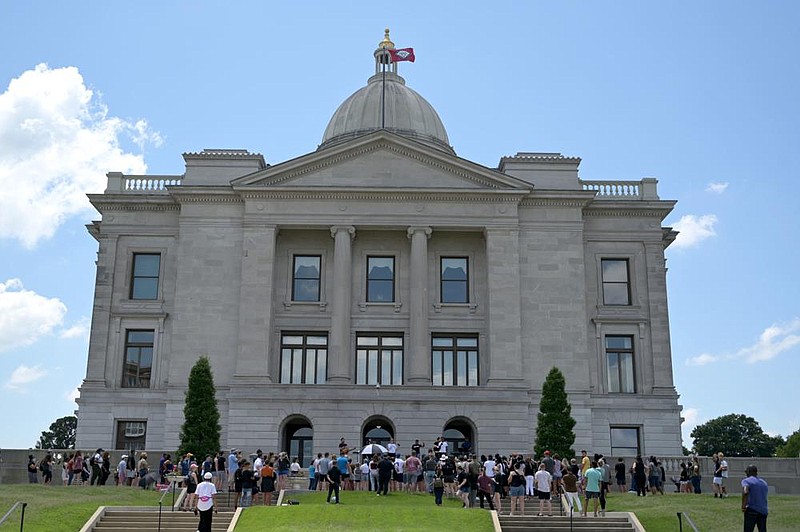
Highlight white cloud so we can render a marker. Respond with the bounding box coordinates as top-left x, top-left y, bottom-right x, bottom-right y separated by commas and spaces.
686, 318, 800, 367
705, 182, 729, 194
681, 407, 704, 449
66, 387, 80, 405
686, 353, 720, 366
0, 63, 161, 248
6, 364, 46, 391
59, 316, 91, 340
669, 214, 718, 249
0, 278, 67, 352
